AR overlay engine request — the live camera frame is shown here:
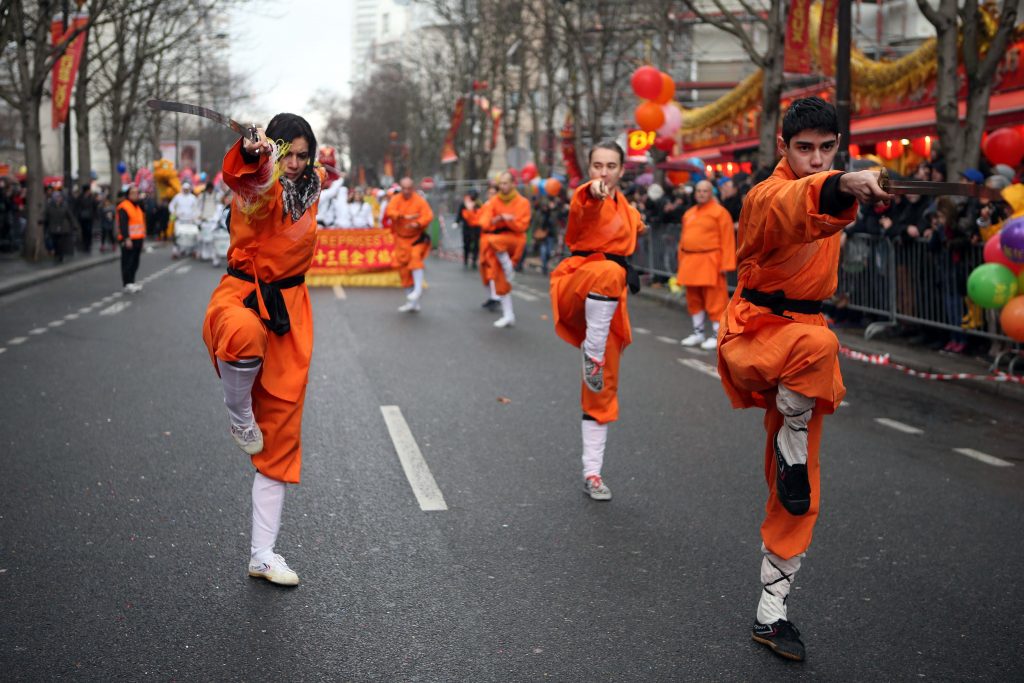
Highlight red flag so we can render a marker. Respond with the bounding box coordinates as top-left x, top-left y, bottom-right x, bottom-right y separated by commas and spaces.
440, 97, 466, 164
50, 13, 89, 129
784, 0, 812, 74
819, 0, 839, 76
